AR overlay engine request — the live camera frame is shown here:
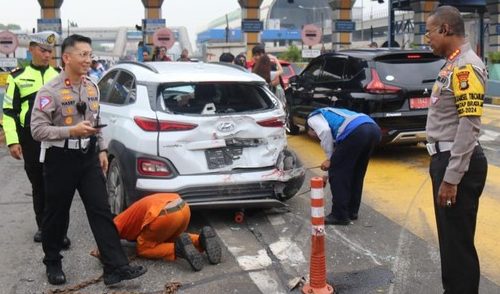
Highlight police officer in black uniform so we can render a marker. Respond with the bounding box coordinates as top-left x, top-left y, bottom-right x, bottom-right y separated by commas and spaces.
31, 34, 146, 286
2, 32, 70, 247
